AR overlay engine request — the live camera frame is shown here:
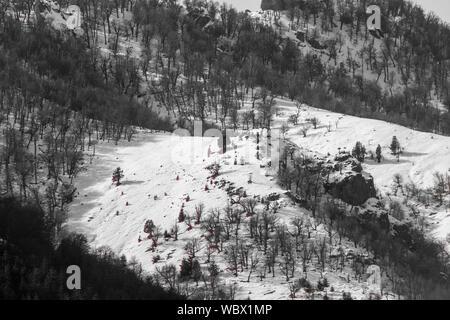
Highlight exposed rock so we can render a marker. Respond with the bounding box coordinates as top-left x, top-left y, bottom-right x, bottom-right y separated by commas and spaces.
327, 173, 377, 206
35, 0, 83, 33
266, 193, 280, 202
350, 161, 363, 173
282, 141, 376, 206
307, 38, 328, 50
285, 191, 309, 208
296, 31, 306, 42
335, 153, 352, 162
